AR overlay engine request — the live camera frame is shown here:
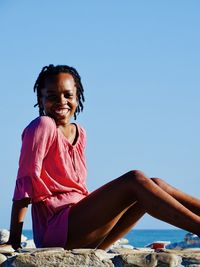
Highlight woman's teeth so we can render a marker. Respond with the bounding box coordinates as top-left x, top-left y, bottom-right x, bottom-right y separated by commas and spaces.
55, 109, 69, 116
